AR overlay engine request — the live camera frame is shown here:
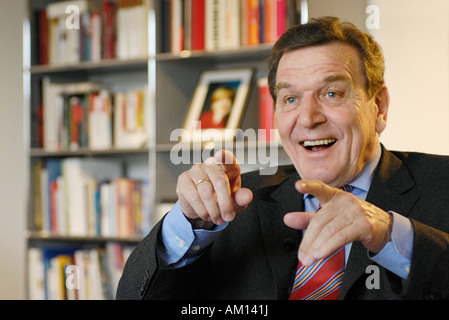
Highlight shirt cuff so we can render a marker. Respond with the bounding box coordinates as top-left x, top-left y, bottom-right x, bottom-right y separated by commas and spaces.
159, 201, 227, 267
369, 211, 413, 279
